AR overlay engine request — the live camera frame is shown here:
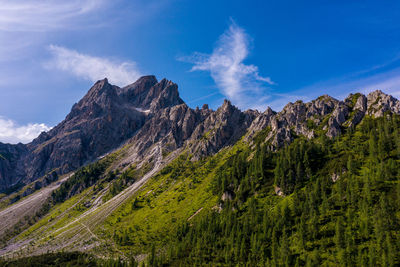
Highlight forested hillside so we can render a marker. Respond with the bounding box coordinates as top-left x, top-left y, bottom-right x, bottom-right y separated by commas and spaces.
146, 114, 400, 266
